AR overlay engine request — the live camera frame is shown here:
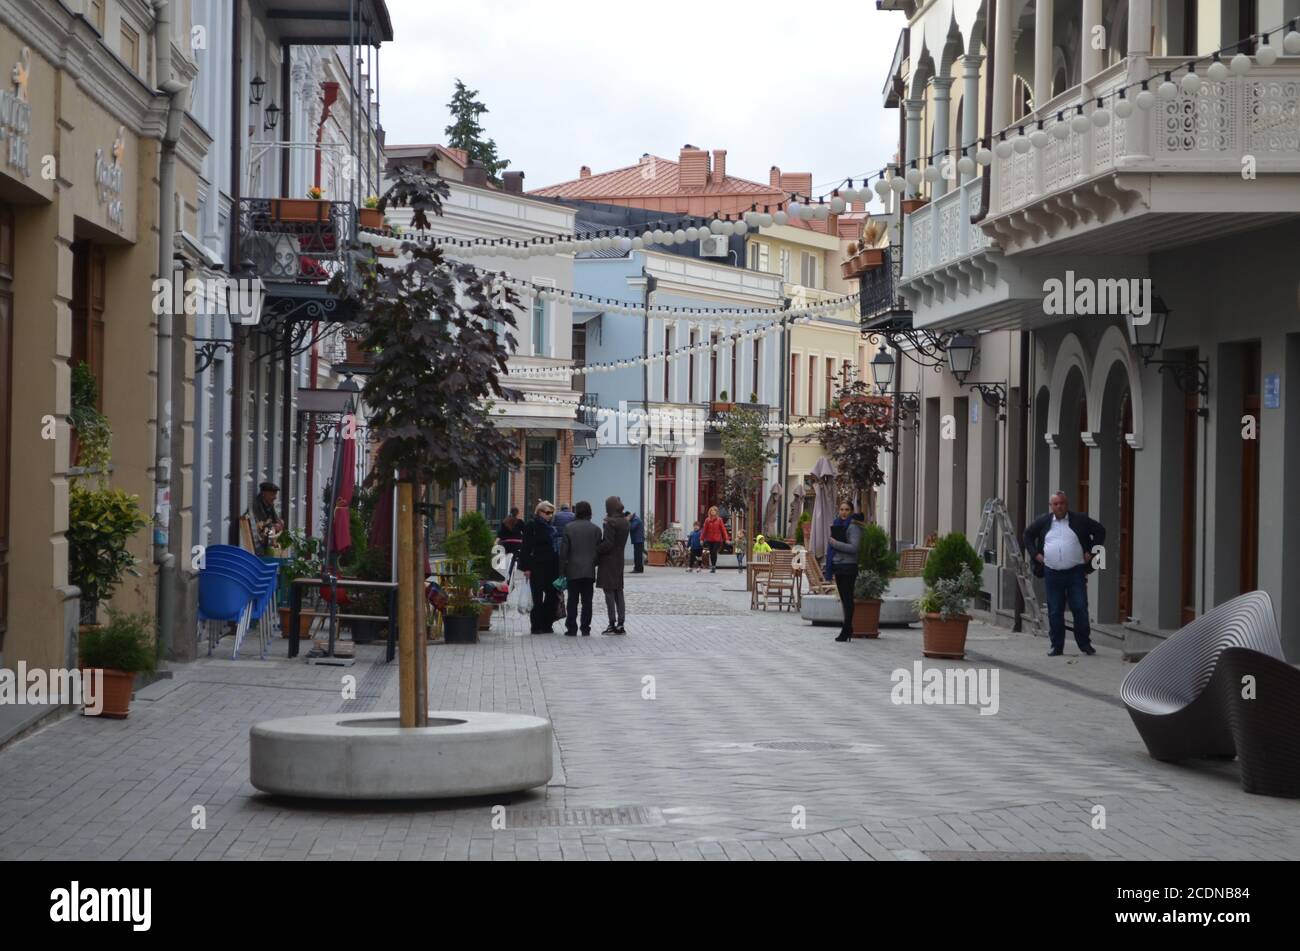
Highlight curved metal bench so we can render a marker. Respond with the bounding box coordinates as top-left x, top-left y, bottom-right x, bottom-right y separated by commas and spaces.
1121, 590, 1300, 796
